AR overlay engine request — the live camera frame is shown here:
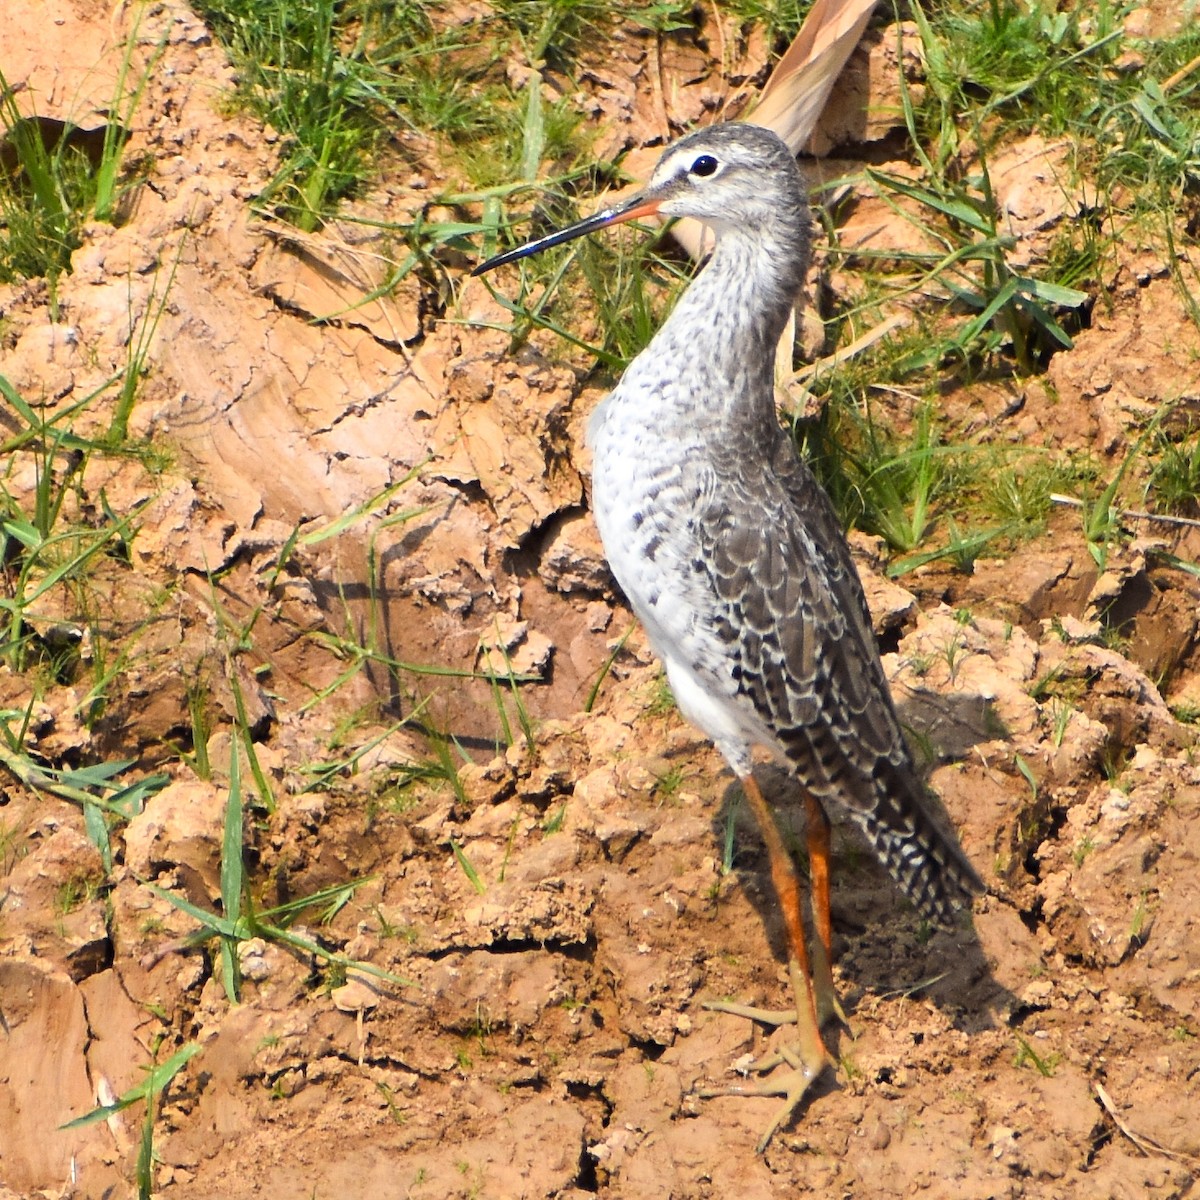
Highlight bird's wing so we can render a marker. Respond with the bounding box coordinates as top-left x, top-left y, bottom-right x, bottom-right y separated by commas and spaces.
695, 435, 982, 918
698, 441, 906, 801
